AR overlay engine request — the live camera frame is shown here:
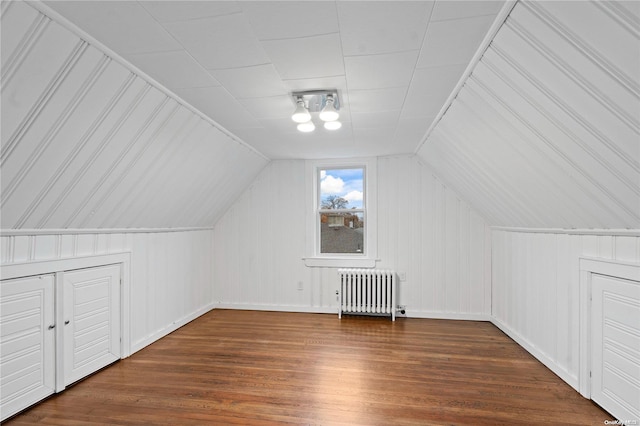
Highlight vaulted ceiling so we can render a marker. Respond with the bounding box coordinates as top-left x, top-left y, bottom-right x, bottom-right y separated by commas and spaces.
42, 0, 505, 159
2, 1, 638, 231
418, 1, 640, 228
